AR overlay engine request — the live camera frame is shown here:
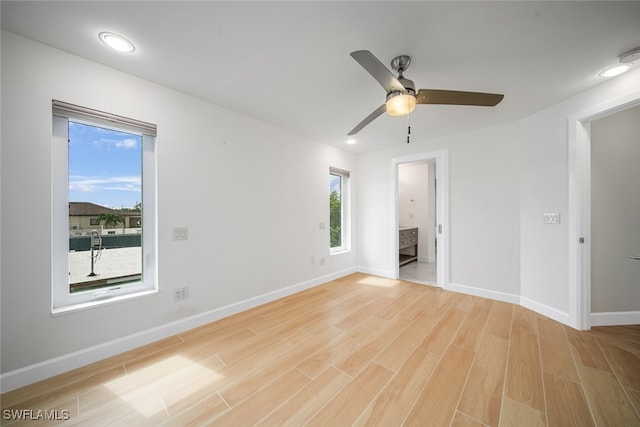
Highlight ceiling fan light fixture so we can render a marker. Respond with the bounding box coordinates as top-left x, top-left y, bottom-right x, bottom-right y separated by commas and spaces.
98, 32, 135, 53
386, 92, 416, 116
